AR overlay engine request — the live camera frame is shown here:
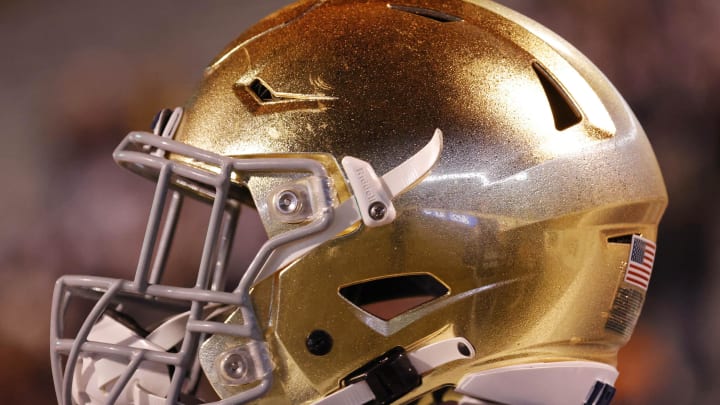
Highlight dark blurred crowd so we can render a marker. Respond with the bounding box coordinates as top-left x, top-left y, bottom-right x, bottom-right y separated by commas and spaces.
1, 0, 717, 403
